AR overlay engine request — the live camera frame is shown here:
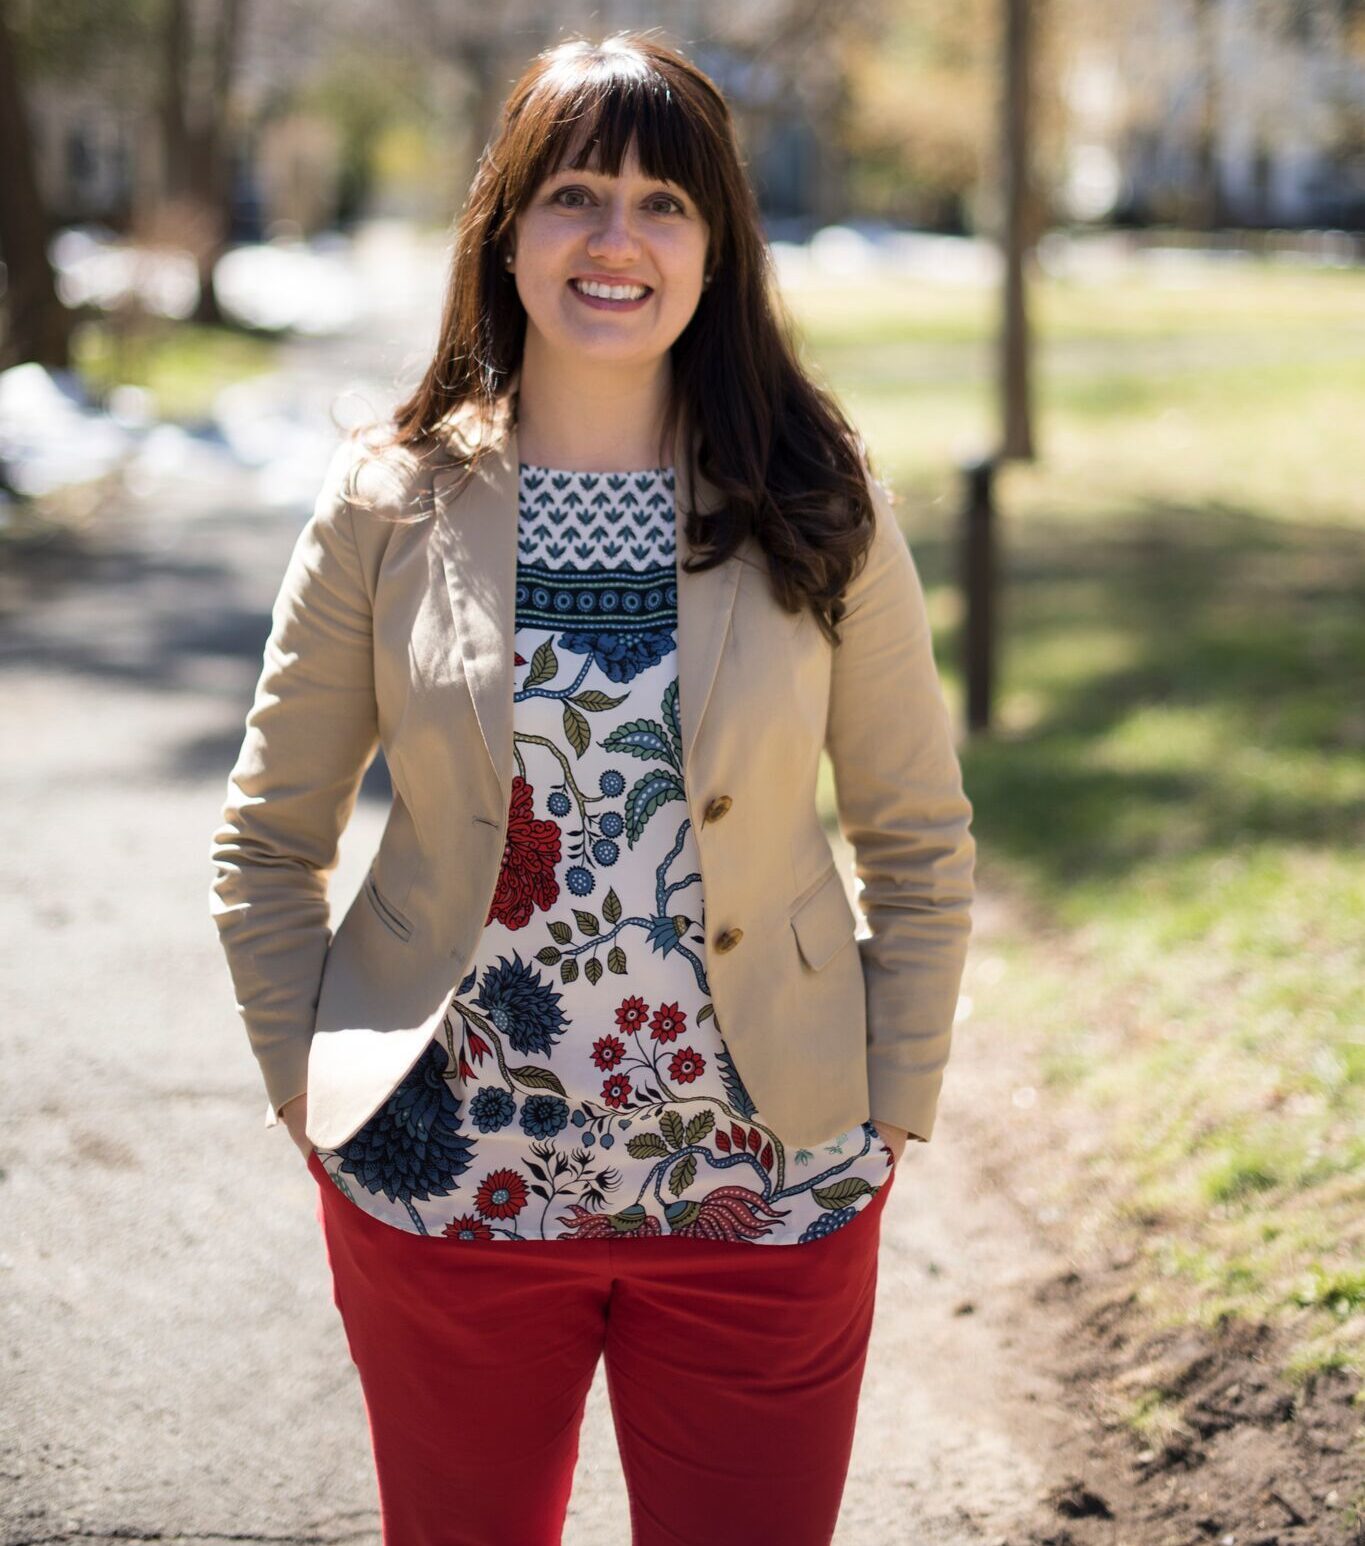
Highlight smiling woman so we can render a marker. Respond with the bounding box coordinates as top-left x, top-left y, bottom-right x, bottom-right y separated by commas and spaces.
210, 27, 974, 1546
506, 137, 712, 465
